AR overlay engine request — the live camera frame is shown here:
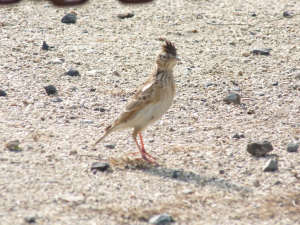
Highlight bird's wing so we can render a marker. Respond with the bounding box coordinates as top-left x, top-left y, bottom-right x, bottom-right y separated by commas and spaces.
115, 80, 155, 123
